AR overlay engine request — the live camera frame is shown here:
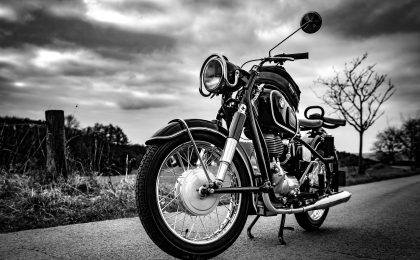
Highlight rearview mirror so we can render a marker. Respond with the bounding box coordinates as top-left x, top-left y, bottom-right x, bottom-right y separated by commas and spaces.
301, 11, 322, 34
